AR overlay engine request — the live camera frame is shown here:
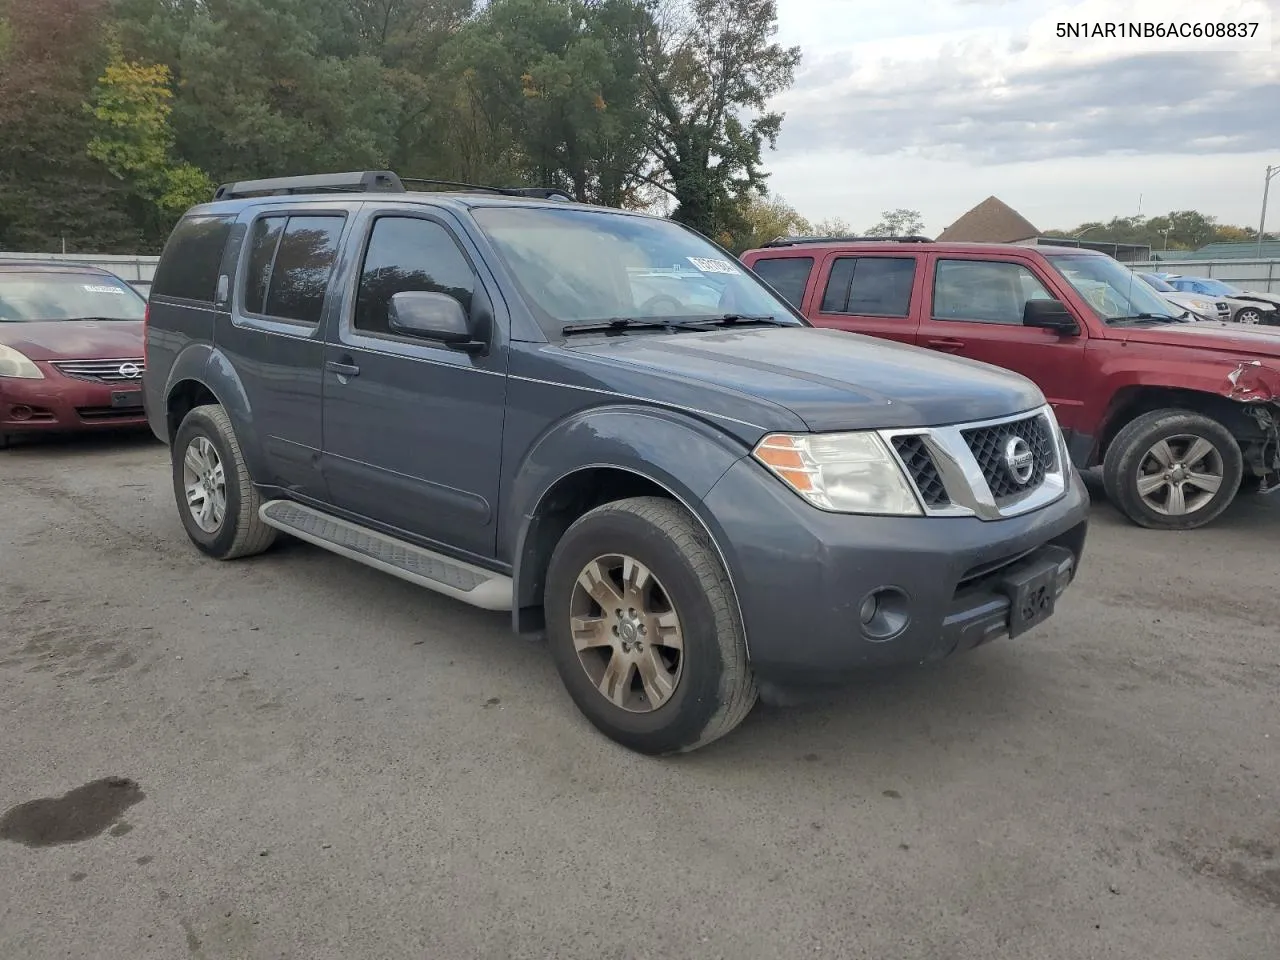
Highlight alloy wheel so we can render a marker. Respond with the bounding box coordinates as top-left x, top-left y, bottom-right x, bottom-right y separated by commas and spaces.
1238, 309, 1262, 324
569, 554, 685, 713
182, 436, 227, 533
1135, 434, 1224, 517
